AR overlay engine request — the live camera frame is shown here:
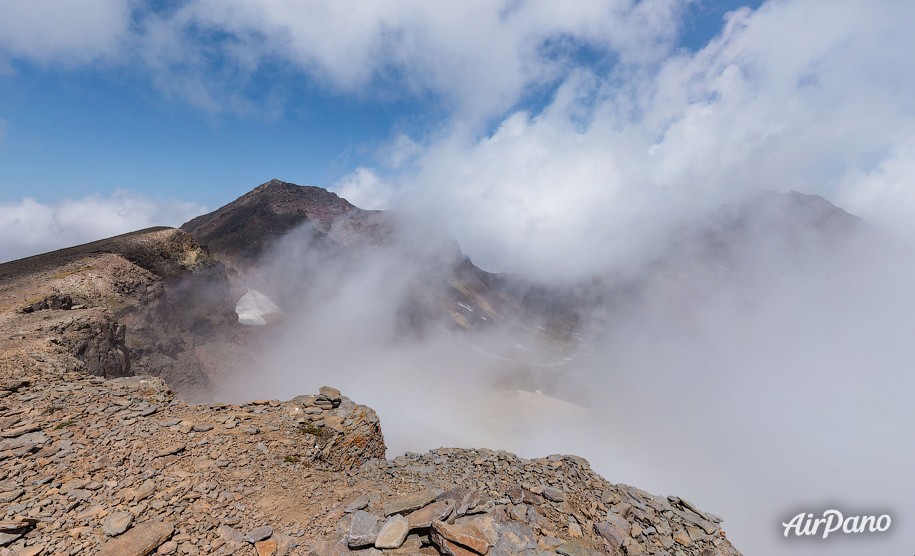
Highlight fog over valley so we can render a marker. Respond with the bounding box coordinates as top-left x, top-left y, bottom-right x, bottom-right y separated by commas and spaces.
201, 183, 914, 556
